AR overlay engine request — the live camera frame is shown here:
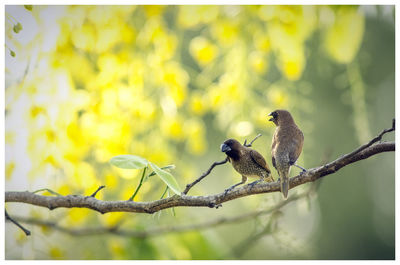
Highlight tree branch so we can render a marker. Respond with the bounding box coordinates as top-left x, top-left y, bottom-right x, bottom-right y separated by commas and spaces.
5, 209, 31, 236
182, 157, 228, 195
8, 187, 312, 238
5, 122, 395, 216
5, 142, 394, 214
